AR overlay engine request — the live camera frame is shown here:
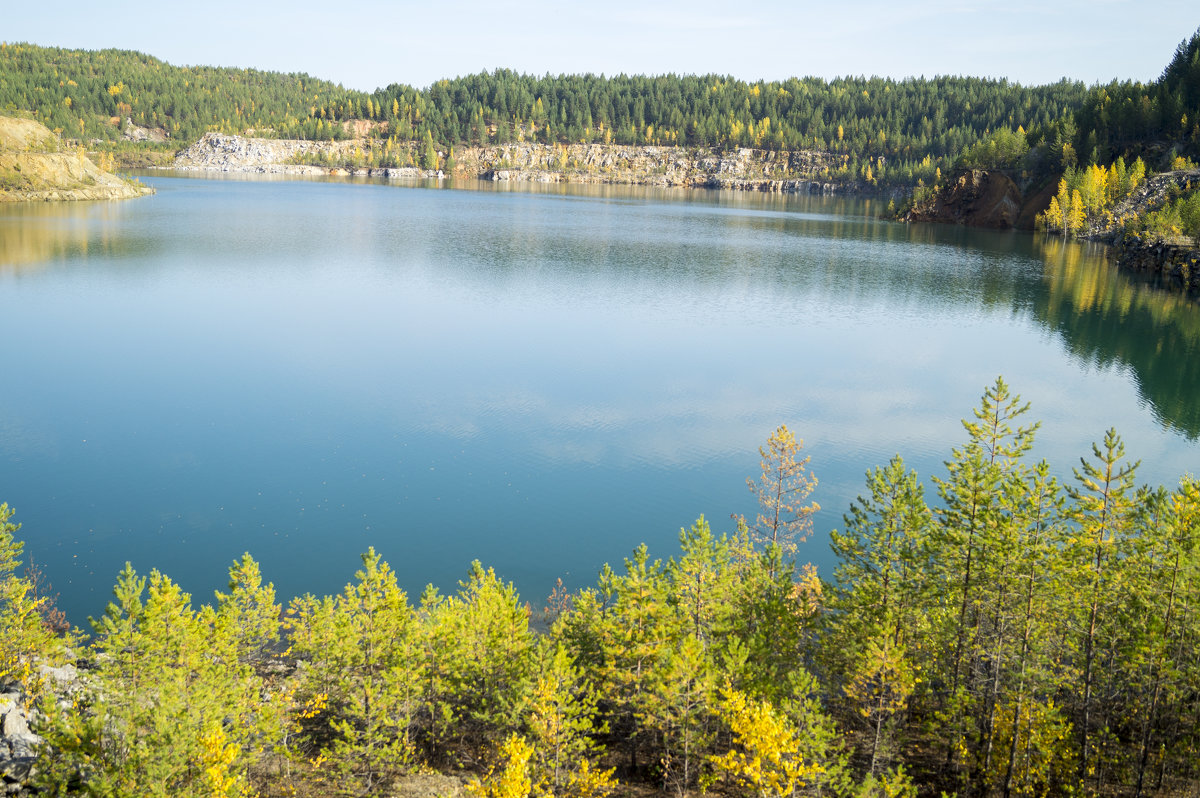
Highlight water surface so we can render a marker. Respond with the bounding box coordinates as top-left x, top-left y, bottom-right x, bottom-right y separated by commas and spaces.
2, 175, 1197, 623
